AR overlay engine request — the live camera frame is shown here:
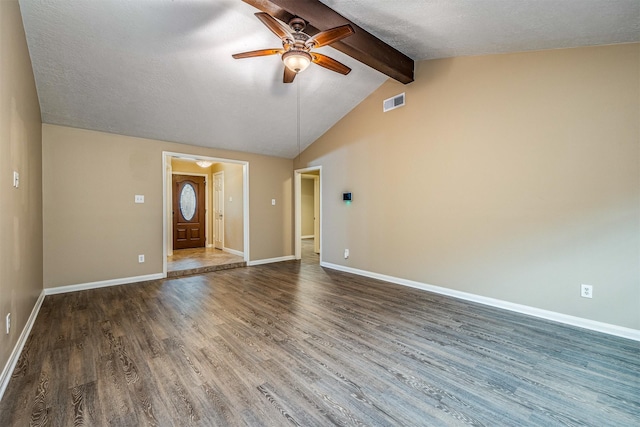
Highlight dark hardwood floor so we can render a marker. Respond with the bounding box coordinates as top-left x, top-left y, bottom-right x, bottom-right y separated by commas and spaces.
1, 257, 638, 426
